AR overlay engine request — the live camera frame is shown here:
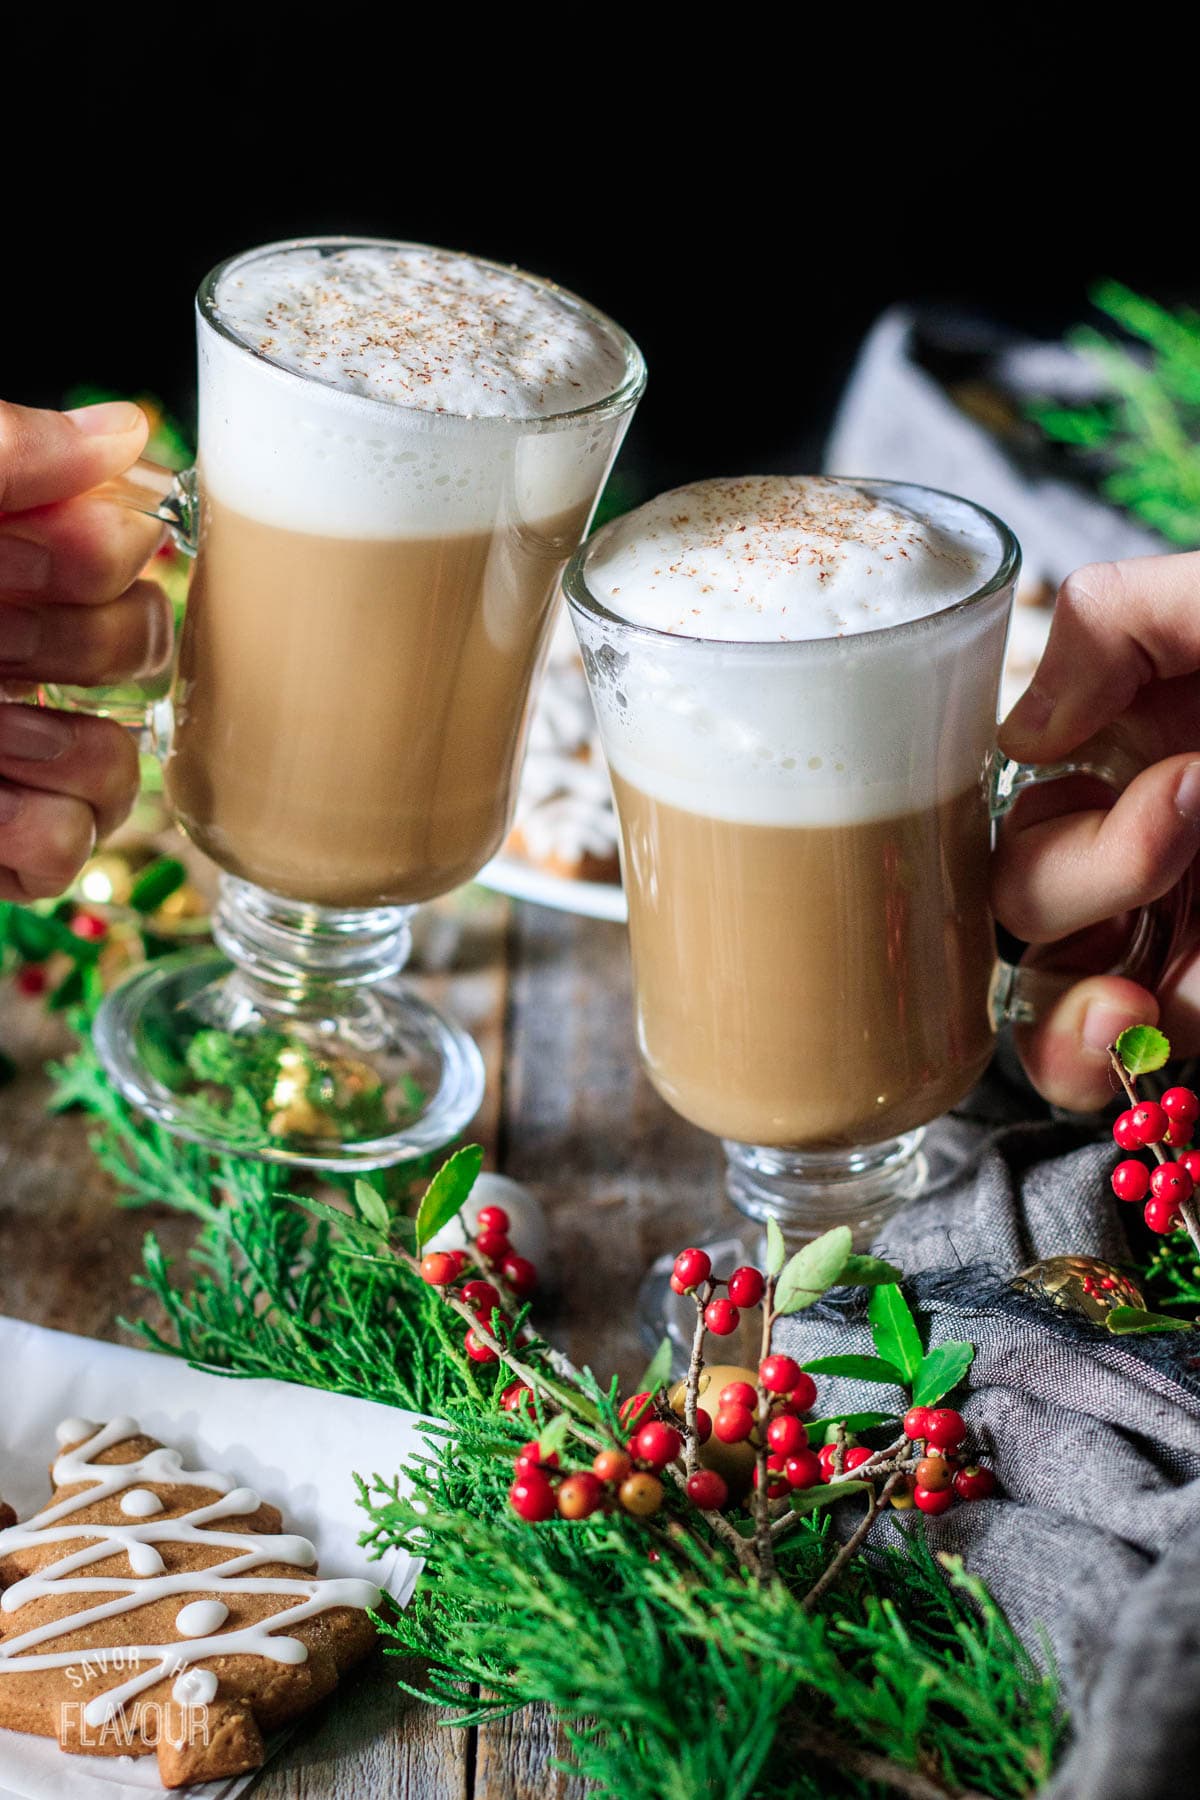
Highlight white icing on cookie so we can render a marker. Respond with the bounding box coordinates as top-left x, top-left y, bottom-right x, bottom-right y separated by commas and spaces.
174, 1599, 228, 1638
0, 1417, 381, 1729
172, 1666, 218, 1708
54, 1417, 97, 1448
120, 1489, 164, 1519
